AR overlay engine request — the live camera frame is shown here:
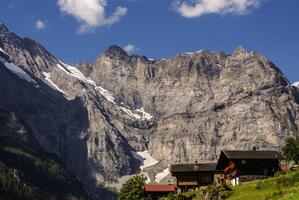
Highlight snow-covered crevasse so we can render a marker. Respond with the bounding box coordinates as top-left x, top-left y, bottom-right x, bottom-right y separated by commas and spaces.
57, 61, 153, 120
